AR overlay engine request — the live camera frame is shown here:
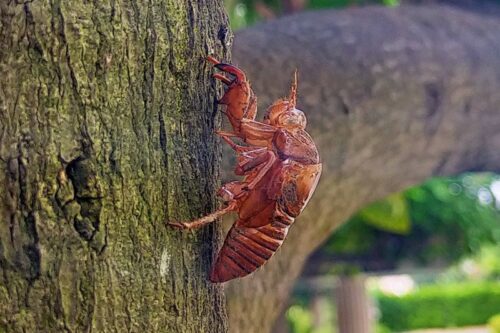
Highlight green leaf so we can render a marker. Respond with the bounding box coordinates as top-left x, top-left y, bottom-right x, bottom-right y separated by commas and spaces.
358, 193, 411, 234
382, 0, 400, 7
